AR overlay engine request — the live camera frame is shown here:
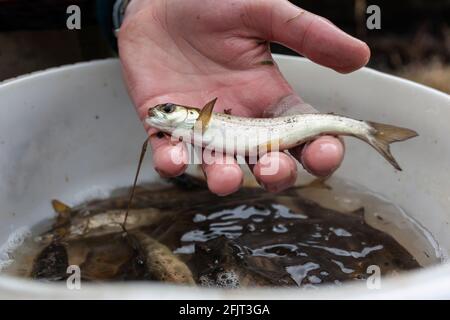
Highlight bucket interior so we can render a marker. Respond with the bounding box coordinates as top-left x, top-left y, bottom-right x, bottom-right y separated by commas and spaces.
0, 56, 449, 297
